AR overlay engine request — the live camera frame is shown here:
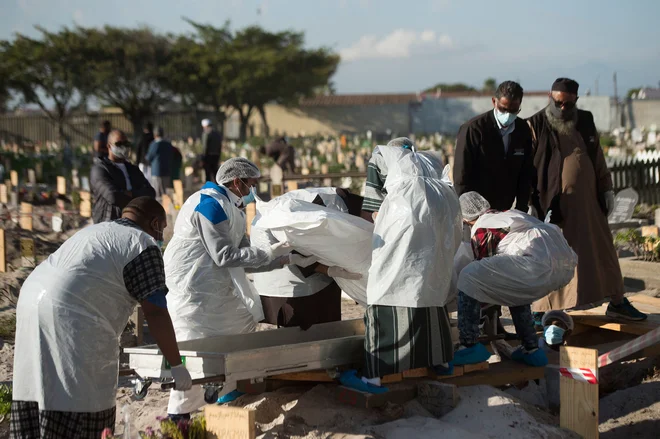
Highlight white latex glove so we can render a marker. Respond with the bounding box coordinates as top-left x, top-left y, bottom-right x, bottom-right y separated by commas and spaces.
269, 241, 292, 258
327, 266, 362, 280
372, 211, 379, 221
604, 190, 615, 216
287, 254, 319, 268
170, 364, 192, 391
527, 205, 538, 218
